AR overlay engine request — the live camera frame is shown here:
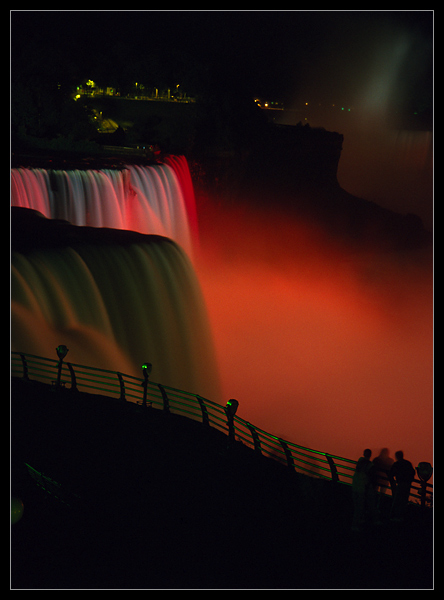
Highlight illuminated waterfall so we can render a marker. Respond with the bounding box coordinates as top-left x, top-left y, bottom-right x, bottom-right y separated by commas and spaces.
11, 210, 220, 401
10, 156, 218, 400
11, 156, 195, 256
